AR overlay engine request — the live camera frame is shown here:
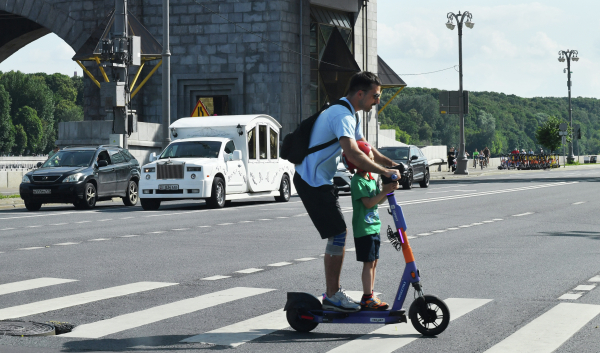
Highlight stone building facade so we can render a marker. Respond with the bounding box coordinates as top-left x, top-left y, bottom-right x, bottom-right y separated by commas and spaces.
0, 0, 380, 143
